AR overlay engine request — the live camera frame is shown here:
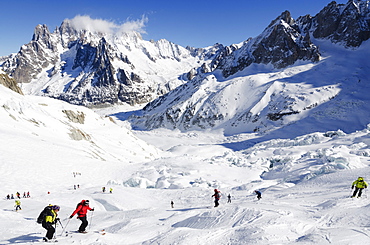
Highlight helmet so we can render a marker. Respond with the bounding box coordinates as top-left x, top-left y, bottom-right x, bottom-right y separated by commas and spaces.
214, 189, 218, 192
84, 200, 89, 205
51, 205, 60, 210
